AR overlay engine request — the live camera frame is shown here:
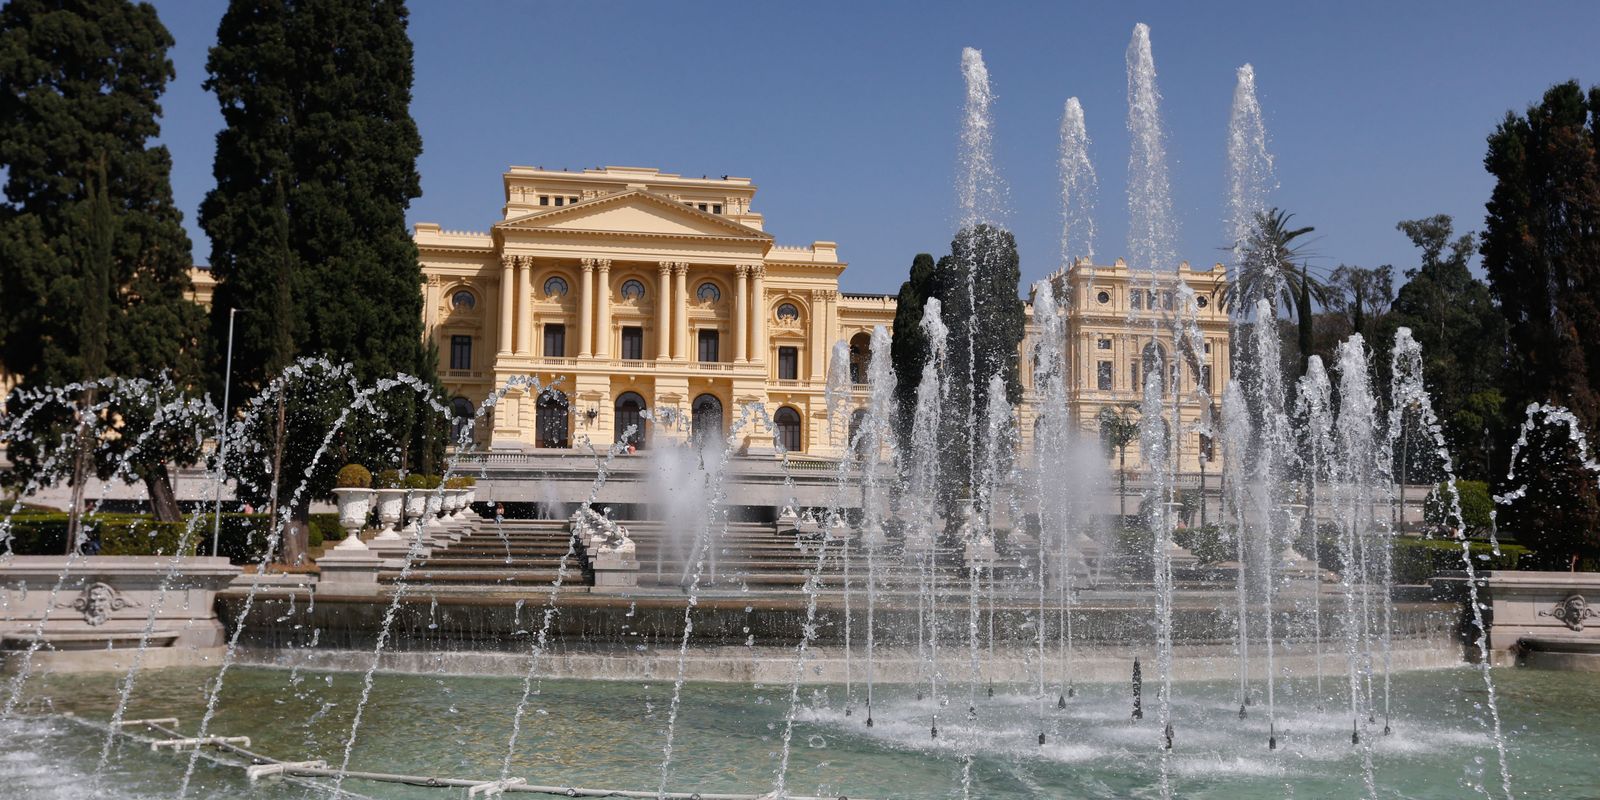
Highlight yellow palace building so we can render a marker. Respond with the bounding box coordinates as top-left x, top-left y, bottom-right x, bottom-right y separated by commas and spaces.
408, 164, 1231, 473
